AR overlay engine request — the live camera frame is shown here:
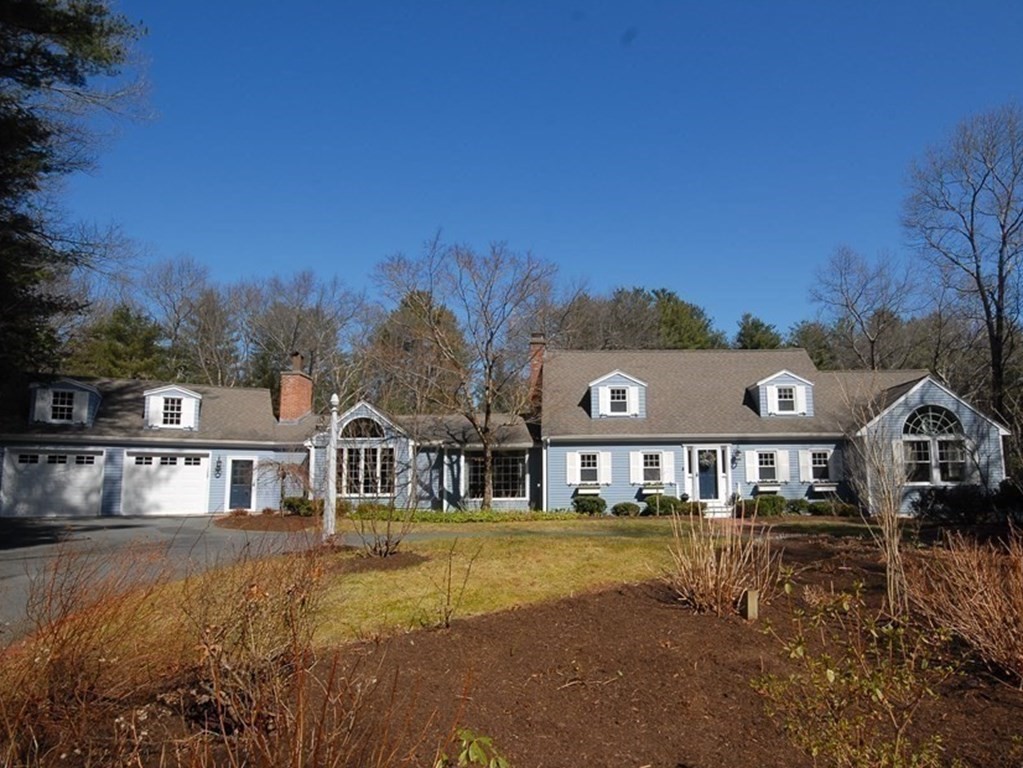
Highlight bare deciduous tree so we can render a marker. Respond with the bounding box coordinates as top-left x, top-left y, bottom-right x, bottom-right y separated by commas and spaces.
904, 103, 1023, 422
377, 239, 558, 508
811, 246, 917, 370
